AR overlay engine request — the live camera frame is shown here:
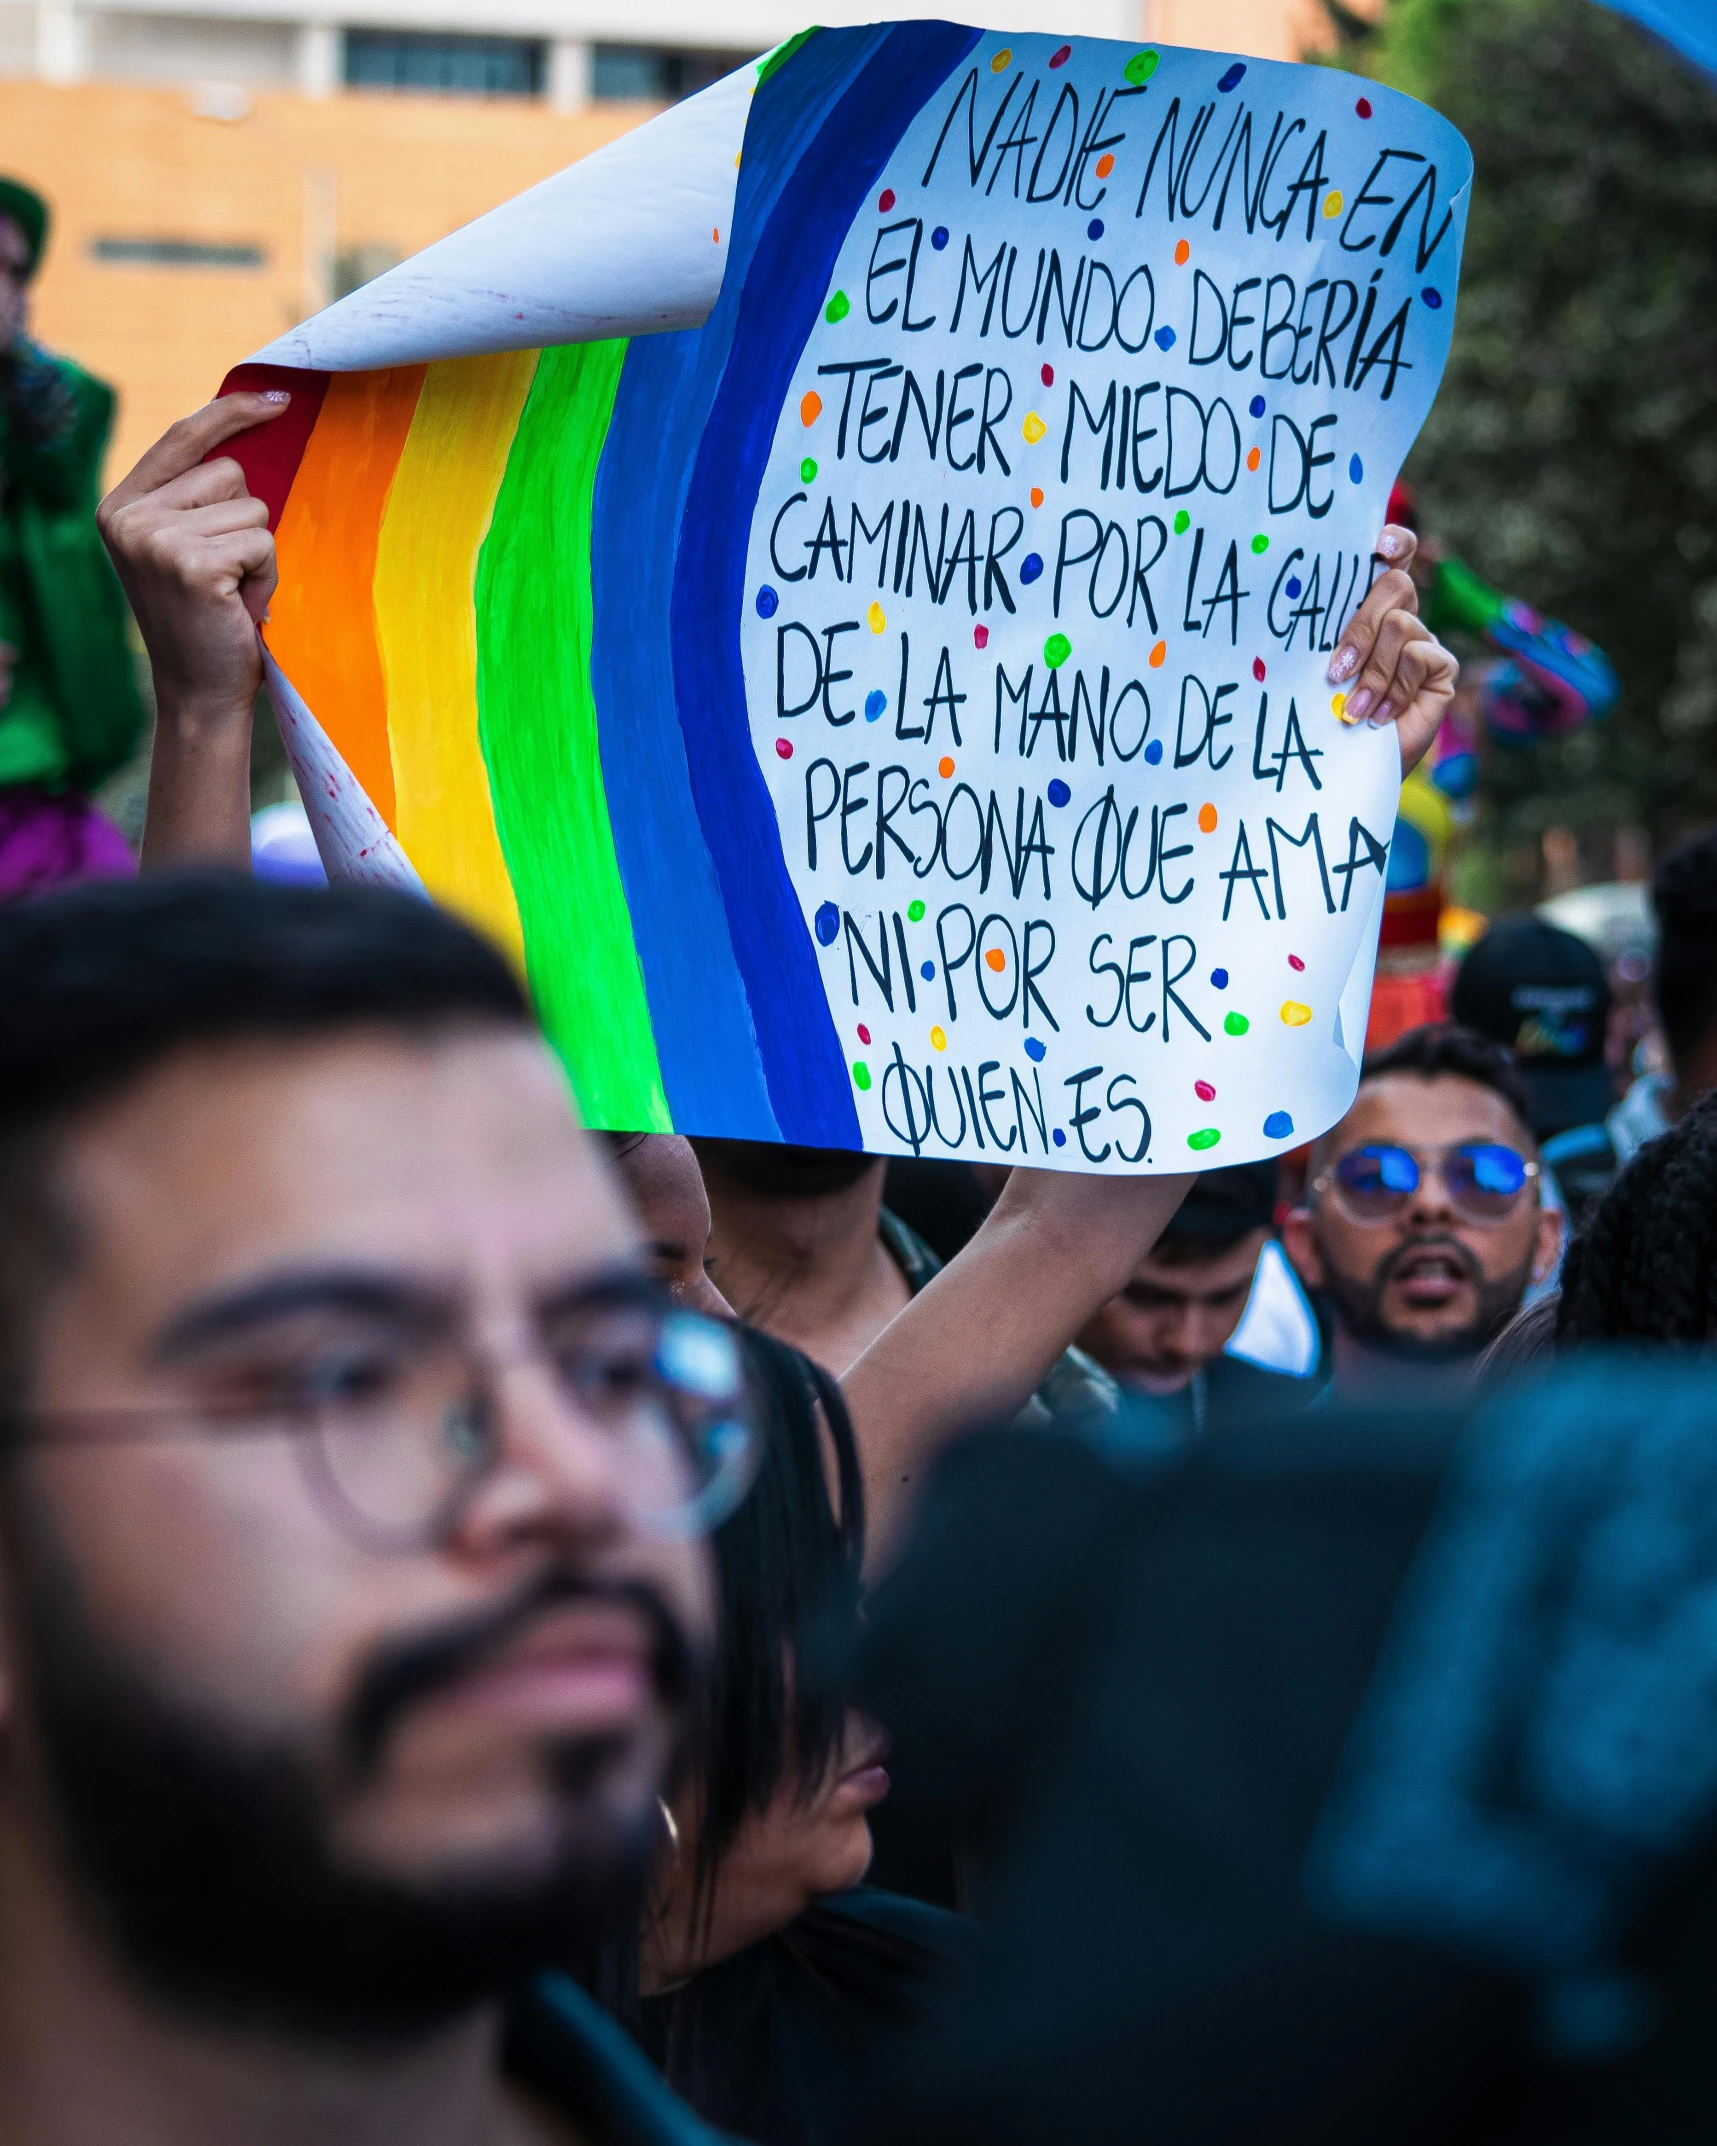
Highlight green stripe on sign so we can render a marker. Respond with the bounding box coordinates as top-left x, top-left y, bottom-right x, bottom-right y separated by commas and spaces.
475, 340, 671, 1132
